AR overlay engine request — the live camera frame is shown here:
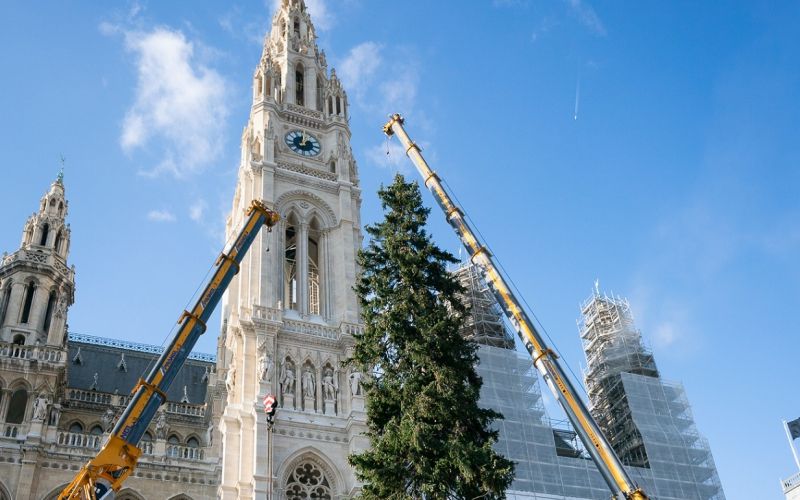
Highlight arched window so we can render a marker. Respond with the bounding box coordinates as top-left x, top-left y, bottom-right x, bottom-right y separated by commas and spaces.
295, 65, 305, 106
308, 220, 321, 316
285, 461, 332, 500
58, 201, 64, 216
5, 388, 28, 424
316, 75, 324, 112
256, 74, 263, 97
187, 437, 200, 448
167, 434, 180, 458
293, 18, 300, 35
0, 284, 11, 326
39, 223, 49, 246
335, 96, 341, 115
69, 422, 84, 434
54, 230, 62, 253
90, 425, 104, 435
284, 217, 299, 311
43, 290, 56, 333
12, 334, 25, 345
328, 96, 333, 115
20, 281, 36, 324
329, 160, 336, 174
